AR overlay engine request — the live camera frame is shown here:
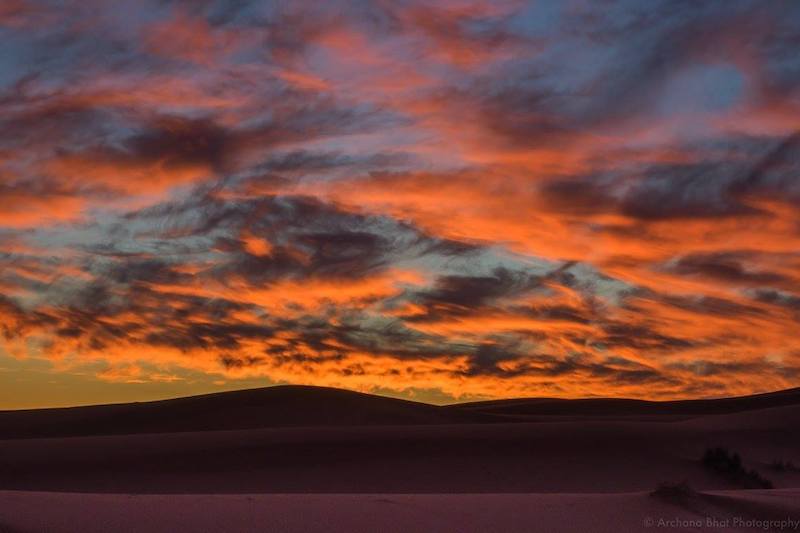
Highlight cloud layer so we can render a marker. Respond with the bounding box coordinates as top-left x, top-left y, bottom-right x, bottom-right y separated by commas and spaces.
1, 0, 799, 403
